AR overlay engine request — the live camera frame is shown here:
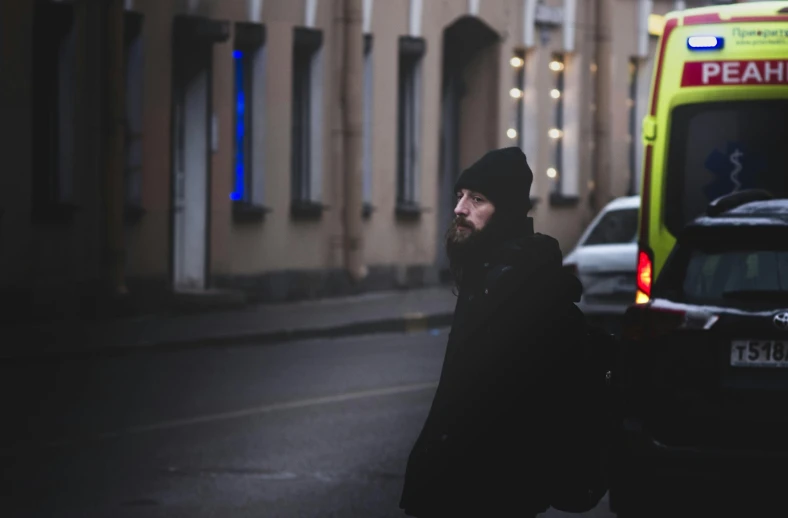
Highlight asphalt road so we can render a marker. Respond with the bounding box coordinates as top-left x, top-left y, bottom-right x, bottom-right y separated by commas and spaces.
1, 329, 615, 518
